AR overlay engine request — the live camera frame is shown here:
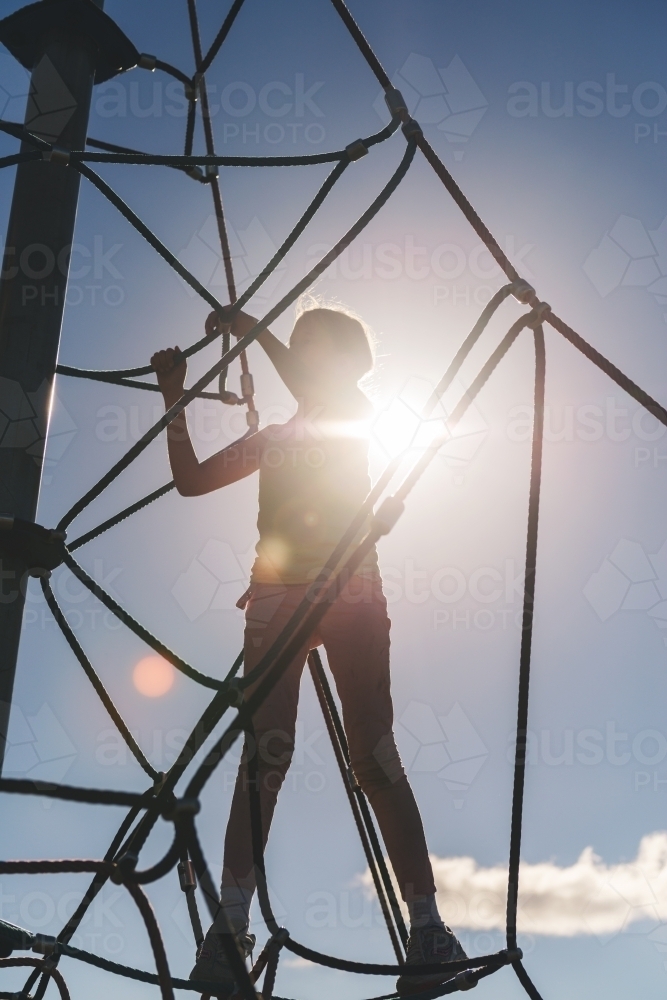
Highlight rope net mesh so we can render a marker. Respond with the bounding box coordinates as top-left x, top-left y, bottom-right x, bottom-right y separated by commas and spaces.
0, 2, 665, 999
